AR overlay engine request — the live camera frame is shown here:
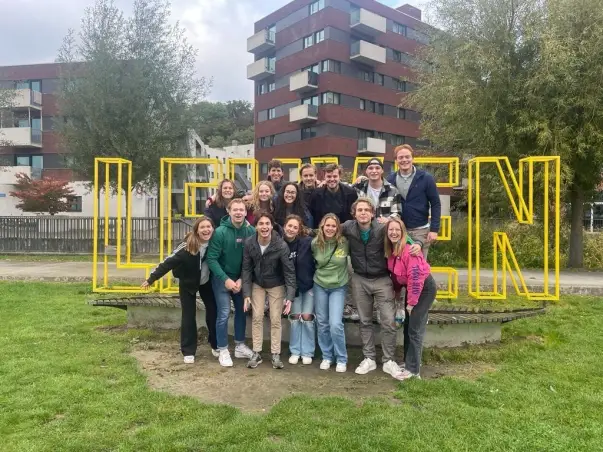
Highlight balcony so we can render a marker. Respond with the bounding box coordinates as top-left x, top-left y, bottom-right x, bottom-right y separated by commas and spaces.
289, 104, 318, 123
358, 137, 386, 154
350, 8, 386, 36
350, 40, 386, 66
247, 29, 276, 54
247, 57, 276, 80
0, 127, 42, 148
11, 89, 43, 110
289, 71, 318, 93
